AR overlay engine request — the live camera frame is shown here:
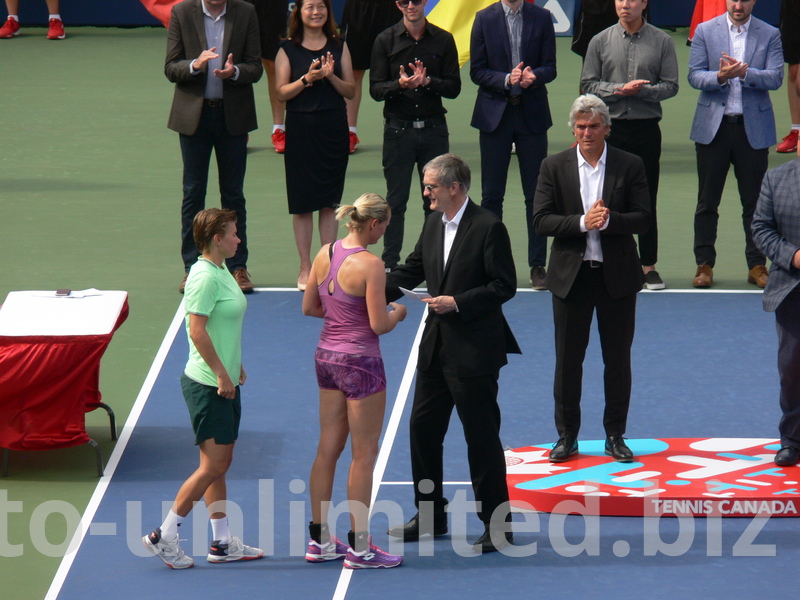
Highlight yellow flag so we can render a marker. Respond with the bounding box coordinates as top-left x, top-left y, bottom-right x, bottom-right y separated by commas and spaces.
426, 0, 496, 67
